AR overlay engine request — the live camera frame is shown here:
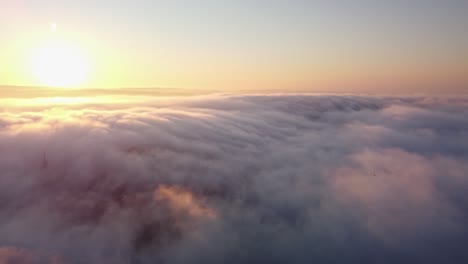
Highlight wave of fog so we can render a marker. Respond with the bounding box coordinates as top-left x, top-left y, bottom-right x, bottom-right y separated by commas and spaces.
1, 94, 468, 264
